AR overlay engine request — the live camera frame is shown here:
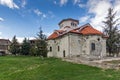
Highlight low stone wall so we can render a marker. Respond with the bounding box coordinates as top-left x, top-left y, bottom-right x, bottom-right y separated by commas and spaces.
63, 57, 120, 70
